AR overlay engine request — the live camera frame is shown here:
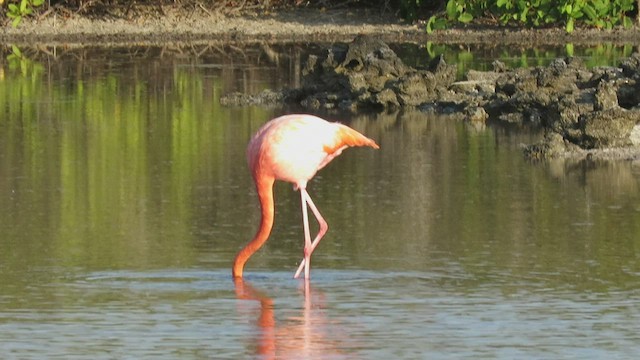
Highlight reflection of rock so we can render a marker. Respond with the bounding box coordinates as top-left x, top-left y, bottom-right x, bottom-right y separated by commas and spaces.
219, 89, 287, 106
221, 36, 640, 159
